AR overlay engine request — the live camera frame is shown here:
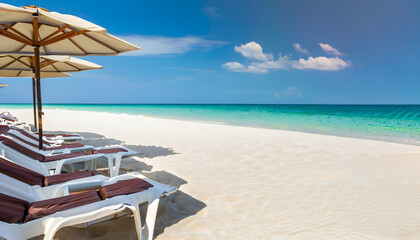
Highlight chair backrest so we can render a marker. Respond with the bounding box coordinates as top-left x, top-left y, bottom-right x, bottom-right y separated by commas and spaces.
0, 156, 45, 186
0, 193, 28, 223
10, 127, 51, 146
2, 139, 46, 161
